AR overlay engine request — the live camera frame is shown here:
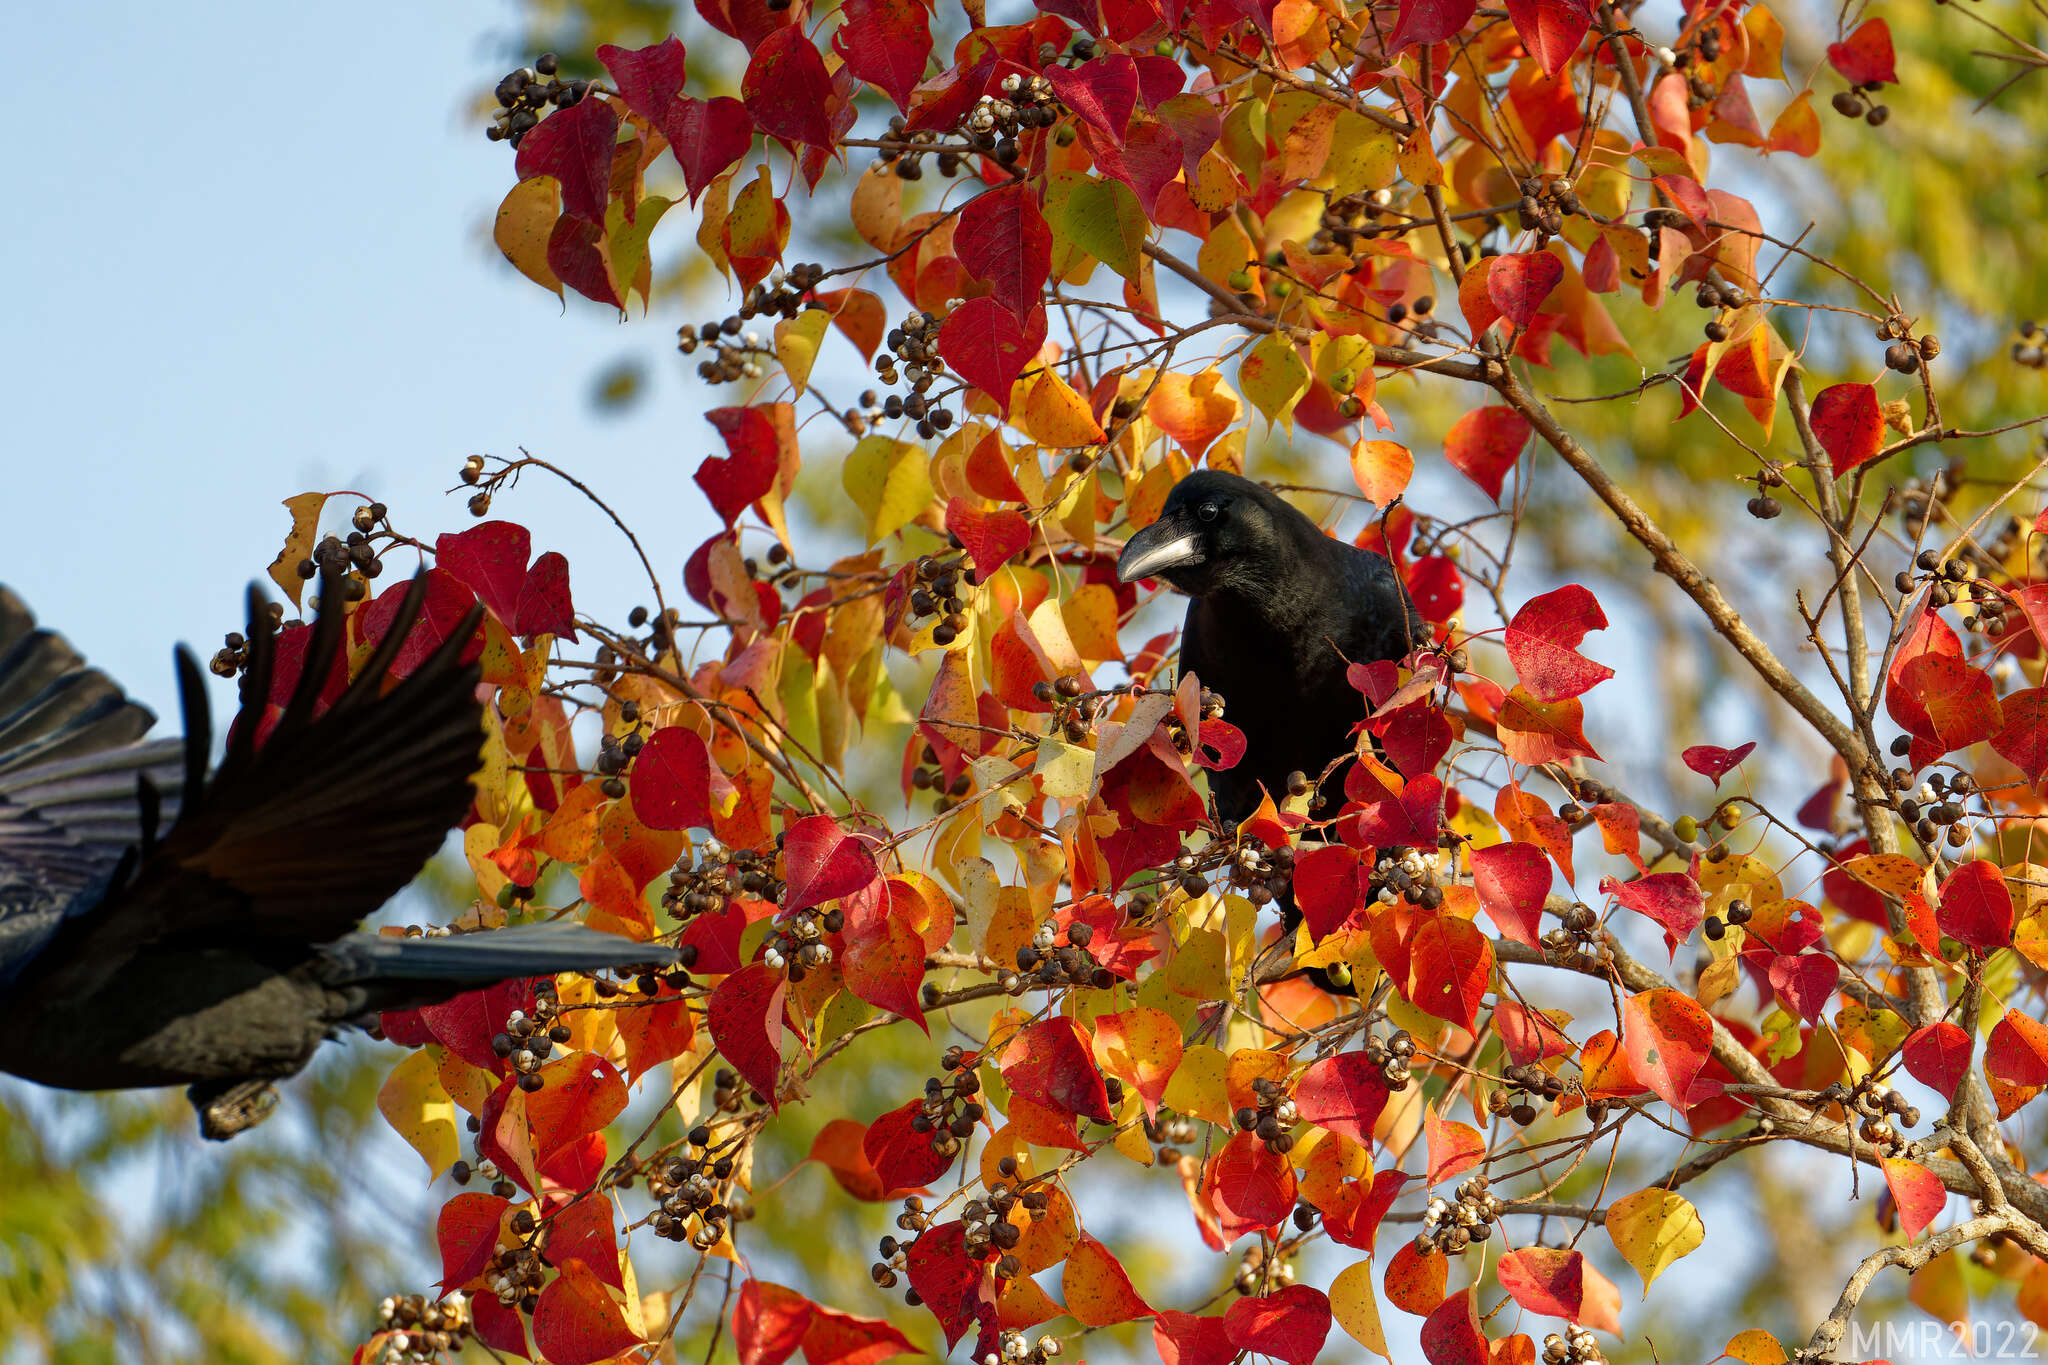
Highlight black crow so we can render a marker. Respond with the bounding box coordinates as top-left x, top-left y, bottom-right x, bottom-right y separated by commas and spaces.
1116, 469, 1425, 825
0, 569, 677, 1138
1117, 471, 1425, 992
